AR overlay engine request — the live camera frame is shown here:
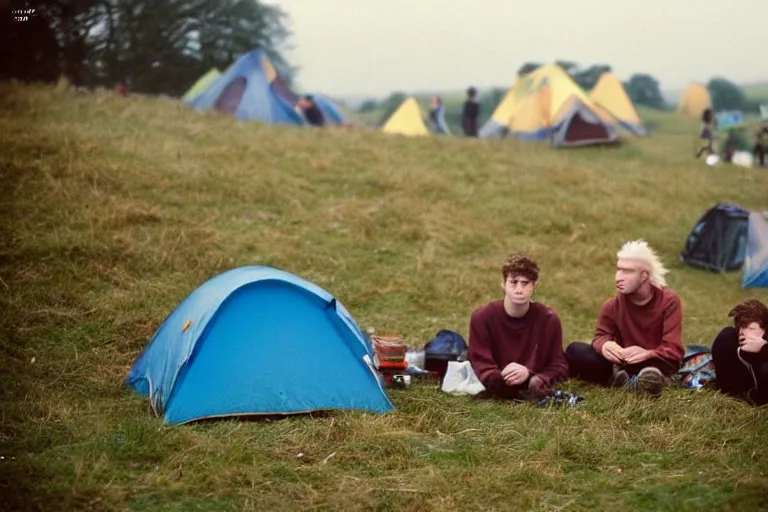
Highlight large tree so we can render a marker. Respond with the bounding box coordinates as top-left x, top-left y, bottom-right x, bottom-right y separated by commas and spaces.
572, 64, 611, 91
707, 77, 745, 111
479, 87, 506, 117
624, 74, 667, 110
0, 0, 294, 96
517, 62, 542, 76
376, 92, 407, 126
0, 4, 62, 83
